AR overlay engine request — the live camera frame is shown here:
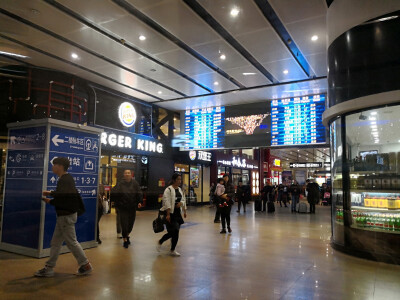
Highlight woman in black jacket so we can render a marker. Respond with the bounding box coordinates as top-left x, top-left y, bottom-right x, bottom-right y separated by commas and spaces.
220, 174, 235, 233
